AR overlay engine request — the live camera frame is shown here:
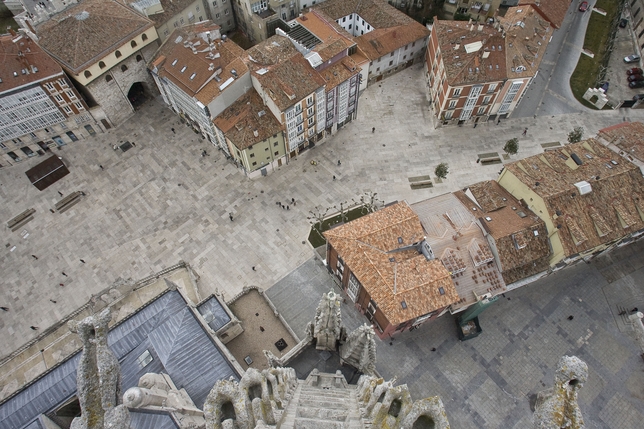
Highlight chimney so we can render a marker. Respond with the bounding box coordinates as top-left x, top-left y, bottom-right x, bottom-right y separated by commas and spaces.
253, 130, 259, 137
